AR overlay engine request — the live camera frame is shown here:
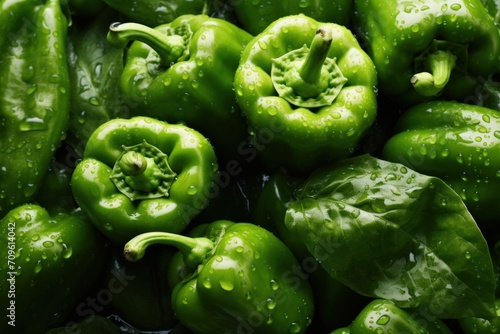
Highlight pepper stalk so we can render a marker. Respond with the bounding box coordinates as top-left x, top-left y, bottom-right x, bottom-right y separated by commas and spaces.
124, 231, 214, 269
271, 27, 347, 108
411, 49, 457, 97
107, 21, 192, 67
